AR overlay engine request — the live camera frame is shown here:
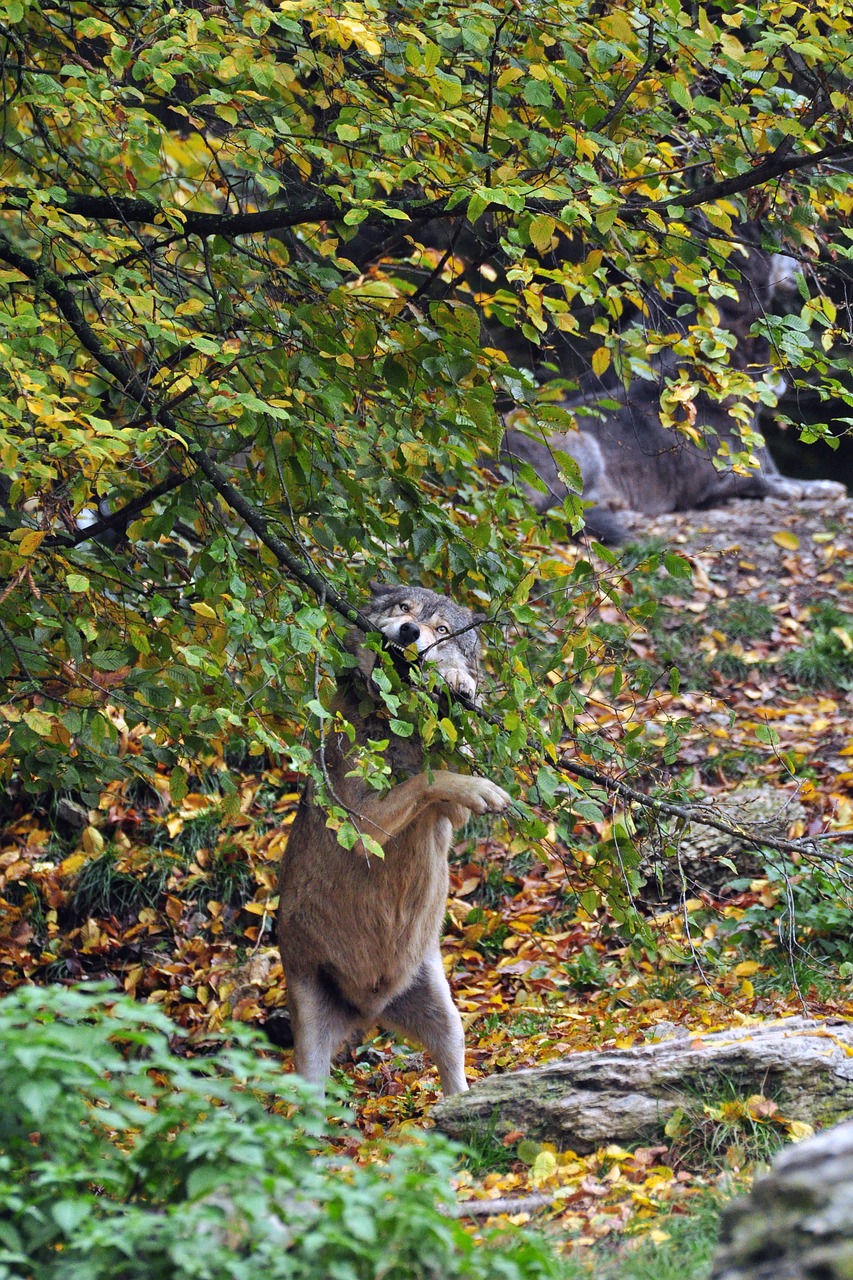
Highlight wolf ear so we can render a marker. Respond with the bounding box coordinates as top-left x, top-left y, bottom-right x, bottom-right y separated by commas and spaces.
369, 579, 393, 596
471, 611, 488, 626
